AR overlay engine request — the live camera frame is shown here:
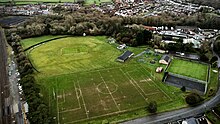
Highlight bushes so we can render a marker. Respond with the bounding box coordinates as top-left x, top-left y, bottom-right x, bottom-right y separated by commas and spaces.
181, 86, 186, 92
185, 93, 203, 106
9, 34, 52, 123
147, 101, 157, 113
